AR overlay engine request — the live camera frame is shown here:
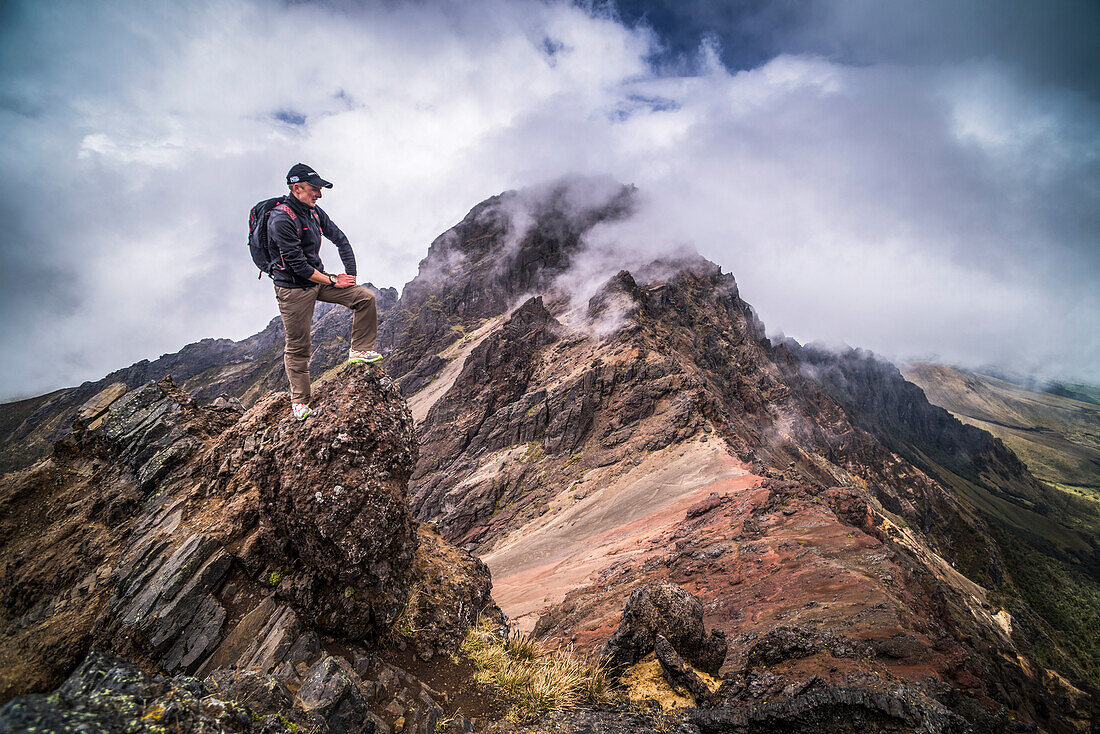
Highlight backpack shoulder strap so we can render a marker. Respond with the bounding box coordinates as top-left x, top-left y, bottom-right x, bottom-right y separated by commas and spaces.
273, 202, 296, 220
